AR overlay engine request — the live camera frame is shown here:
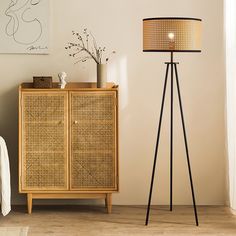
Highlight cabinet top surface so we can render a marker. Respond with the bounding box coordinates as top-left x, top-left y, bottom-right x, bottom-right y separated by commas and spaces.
20, 82, 118, 91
